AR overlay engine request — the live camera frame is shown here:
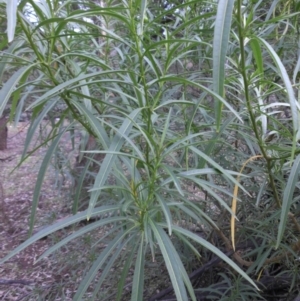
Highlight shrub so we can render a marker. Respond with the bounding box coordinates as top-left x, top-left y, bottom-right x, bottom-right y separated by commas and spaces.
1, 0, 300, 300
